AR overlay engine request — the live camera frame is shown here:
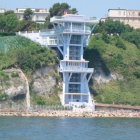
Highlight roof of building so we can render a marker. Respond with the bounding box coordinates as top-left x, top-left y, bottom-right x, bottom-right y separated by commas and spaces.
50, 14, 98, 24
108, 8, 140, 11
